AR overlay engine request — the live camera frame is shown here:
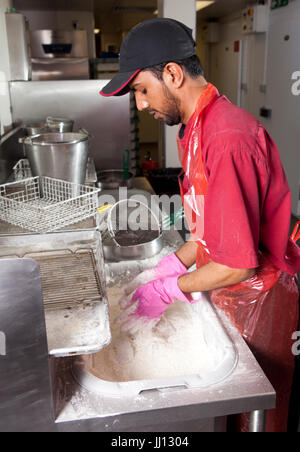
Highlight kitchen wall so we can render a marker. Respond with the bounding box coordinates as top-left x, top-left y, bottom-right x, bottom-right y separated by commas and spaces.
202, 0, 300, 217
0, 0, 13, 136
208, 7, 266, 114
158, 0, 197, 168
261, 0, 300, 217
